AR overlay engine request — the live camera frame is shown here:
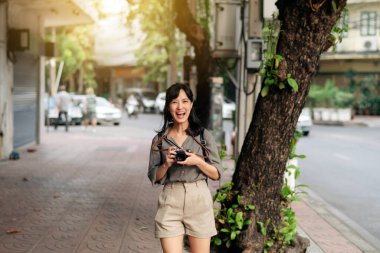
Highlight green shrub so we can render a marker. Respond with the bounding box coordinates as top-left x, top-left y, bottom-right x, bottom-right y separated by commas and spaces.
308, 79, 354, 108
